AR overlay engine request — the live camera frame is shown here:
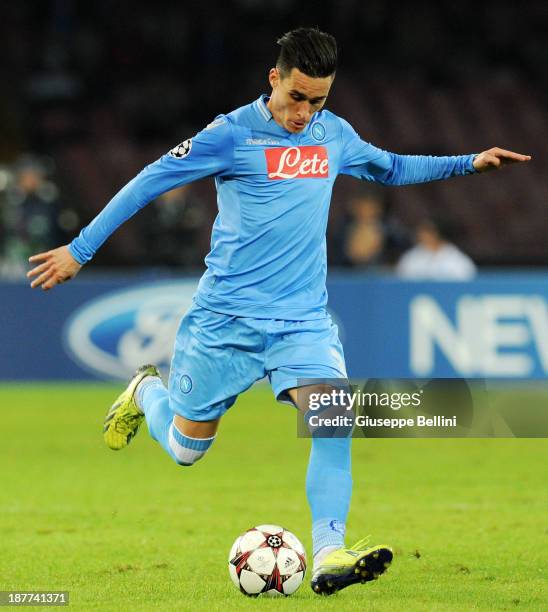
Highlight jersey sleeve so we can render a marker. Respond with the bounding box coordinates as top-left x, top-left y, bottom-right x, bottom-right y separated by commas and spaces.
338, 117, 477, 186
68, 116, 234, 264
